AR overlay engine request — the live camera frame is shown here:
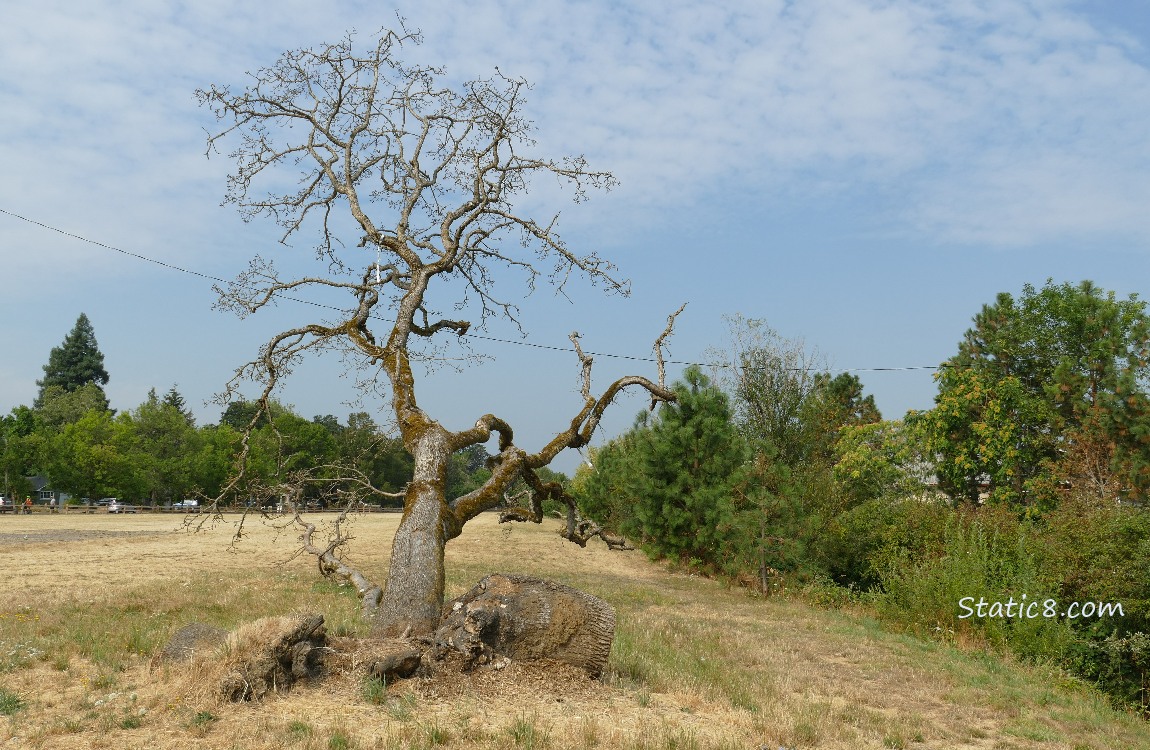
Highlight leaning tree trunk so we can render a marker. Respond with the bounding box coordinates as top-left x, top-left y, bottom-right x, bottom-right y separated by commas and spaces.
372, 428, 459, 637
